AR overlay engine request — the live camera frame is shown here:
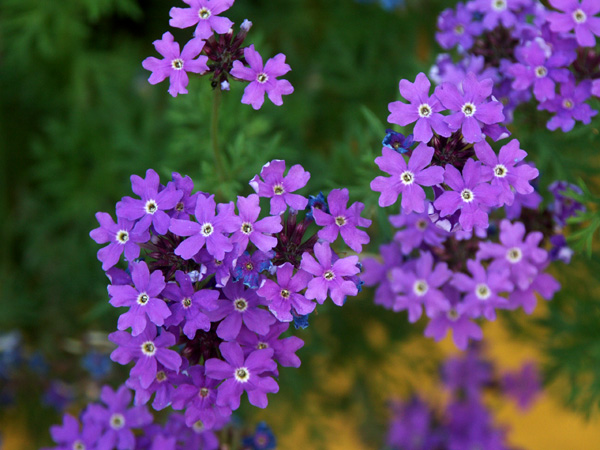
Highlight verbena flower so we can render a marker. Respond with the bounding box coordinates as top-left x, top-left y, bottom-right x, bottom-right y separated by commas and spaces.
546, 0, 600, 47
231, 194, 282, 255
301, 242, 360, 306
108, 261, 171, 336
249, 160, 310, 215
237, 322, 304, 368
142, 33, 209, 97
230, 45, 294, 110
90, 213, 149, 271
538, 79, 597, 131
313, 188, 372, 252
116, 169, 183, 235
436, 3, 483, 50
387, 73, 451, 142
205, 342, 279, 410
371, 144, 445, 212
436, 73, 505, 143
433, 159, 500, 231
44, 413, 101, 450
169, 0, 235, 40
